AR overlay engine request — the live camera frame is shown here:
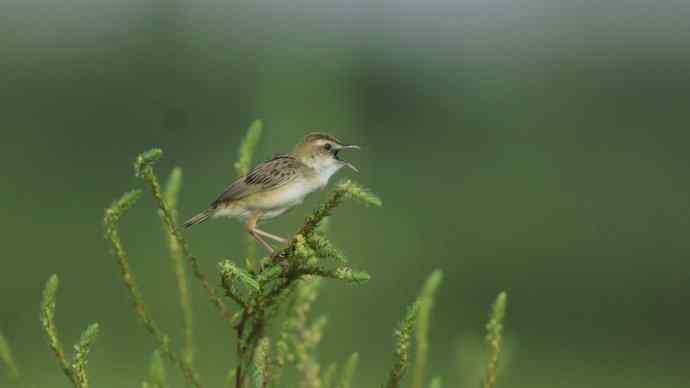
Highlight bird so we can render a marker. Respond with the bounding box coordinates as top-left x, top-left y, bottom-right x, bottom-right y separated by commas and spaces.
183, 133, 360, 254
